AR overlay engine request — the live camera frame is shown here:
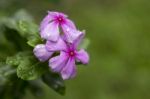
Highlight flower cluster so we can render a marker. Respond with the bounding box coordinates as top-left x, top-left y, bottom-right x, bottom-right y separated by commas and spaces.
33, 11, 89, 80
